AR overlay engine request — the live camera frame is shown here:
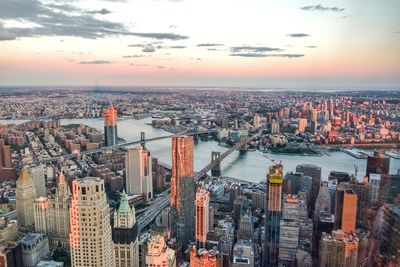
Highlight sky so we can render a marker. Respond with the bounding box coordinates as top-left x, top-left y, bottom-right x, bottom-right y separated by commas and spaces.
0, 0, 399, 89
